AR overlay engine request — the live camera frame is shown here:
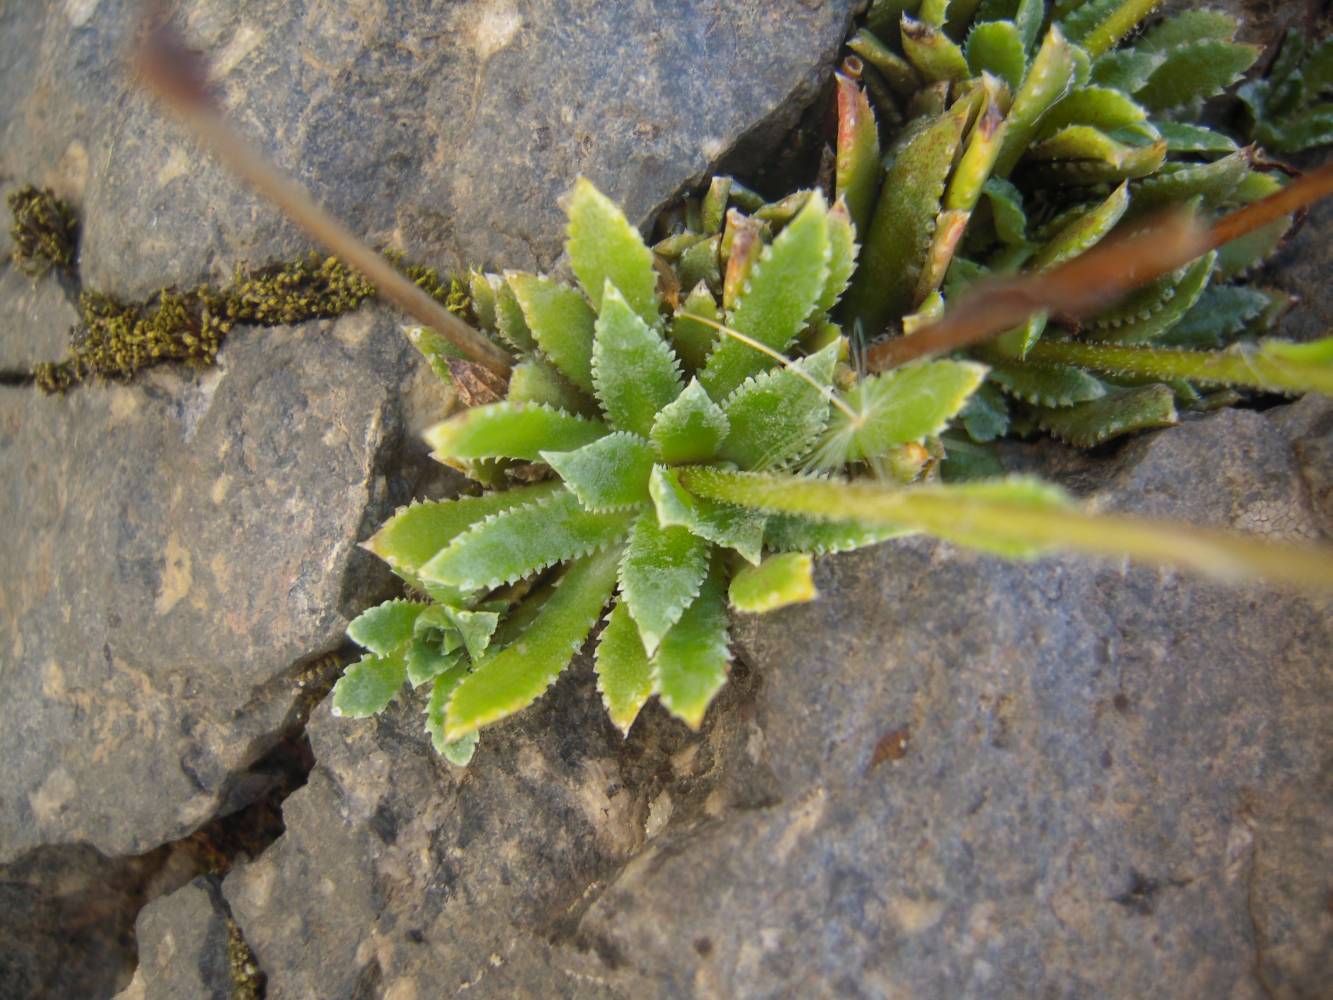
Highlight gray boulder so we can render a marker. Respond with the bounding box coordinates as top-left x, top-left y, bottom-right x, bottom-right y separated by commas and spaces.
0, 307, 438, 862
0, 0, 856, 302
